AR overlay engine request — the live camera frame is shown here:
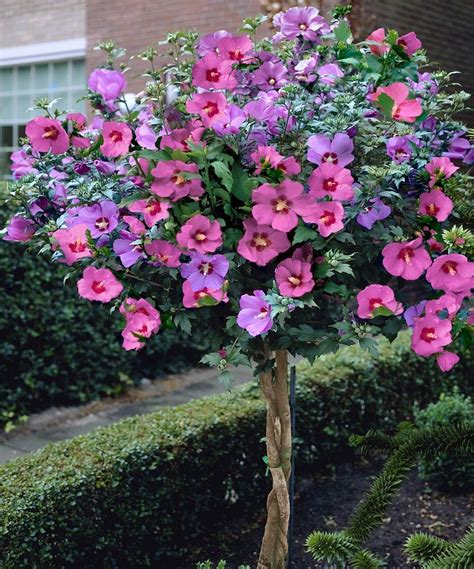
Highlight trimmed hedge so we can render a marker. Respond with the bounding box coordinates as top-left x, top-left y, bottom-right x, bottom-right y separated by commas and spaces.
0, 200, 206, 428
0, 335, 471, 568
